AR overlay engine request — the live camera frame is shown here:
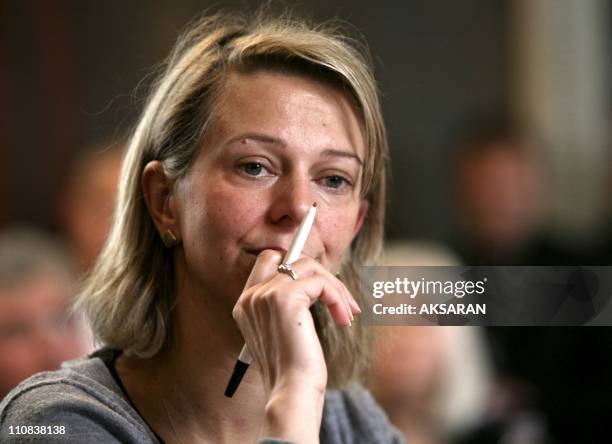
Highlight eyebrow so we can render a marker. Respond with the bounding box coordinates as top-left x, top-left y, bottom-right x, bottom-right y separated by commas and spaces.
320, 149, 363, 165
224, 132, 363, 166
